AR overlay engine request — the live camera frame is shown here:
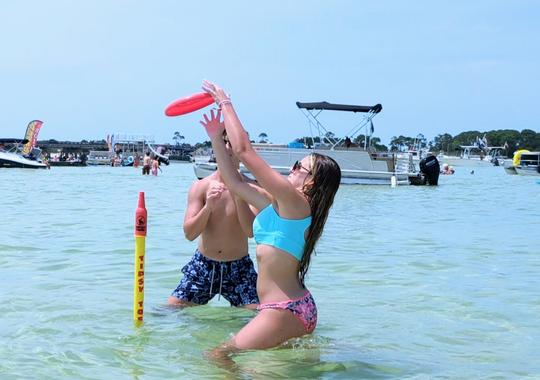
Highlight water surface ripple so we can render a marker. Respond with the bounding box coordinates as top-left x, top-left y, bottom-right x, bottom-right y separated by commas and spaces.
1, 164, 538, 379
